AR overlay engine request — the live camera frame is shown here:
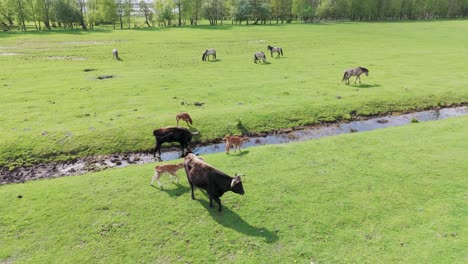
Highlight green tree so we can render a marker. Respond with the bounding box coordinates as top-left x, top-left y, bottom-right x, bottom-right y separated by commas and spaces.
234, 0, 250, 24
0, 0, 15, 30
139, 0, 153, 27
